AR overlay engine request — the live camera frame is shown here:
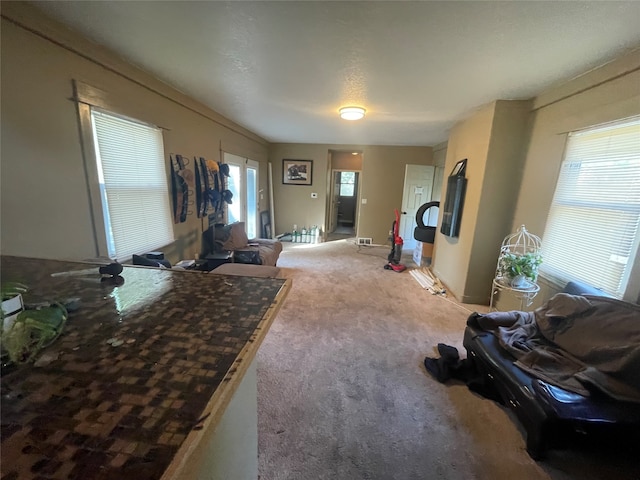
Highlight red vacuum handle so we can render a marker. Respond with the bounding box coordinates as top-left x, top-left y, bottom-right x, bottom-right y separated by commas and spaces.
393, 209, 403, 244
